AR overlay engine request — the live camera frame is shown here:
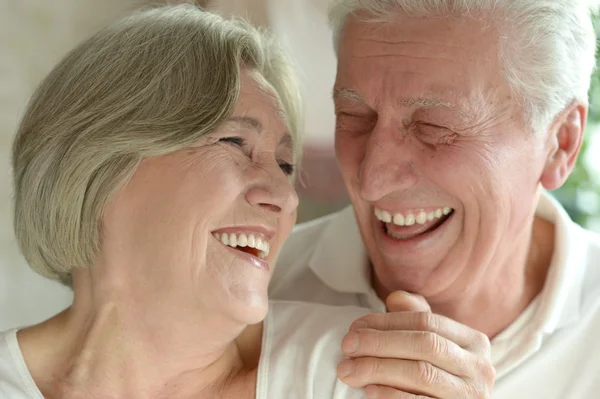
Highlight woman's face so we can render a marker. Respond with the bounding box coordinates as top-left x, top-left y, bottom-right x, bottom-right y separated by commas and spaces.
100, 69, 299, 326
